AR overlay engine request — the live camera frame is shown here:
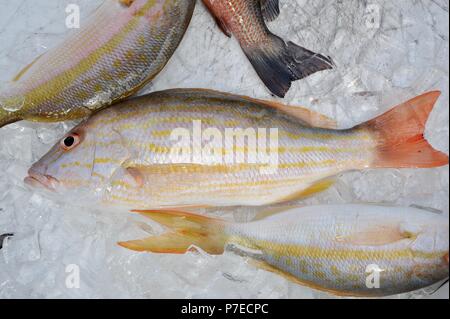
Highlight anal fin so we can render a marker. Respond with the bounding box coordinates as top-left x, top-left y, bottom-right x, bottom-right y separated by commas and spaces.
249, 259, 369, 298
214, 17, 232, 38
203, 0, 232, 37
